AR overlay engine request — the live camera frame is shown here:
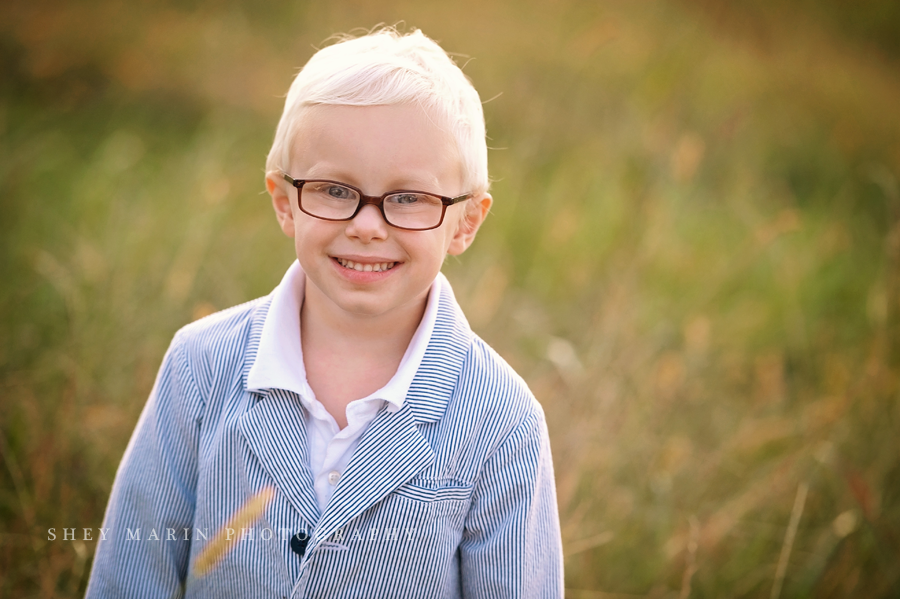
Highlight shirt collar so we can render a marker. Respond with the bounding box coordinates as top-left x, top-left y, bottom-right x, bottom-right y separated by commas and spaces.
245, 260, 442, 411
